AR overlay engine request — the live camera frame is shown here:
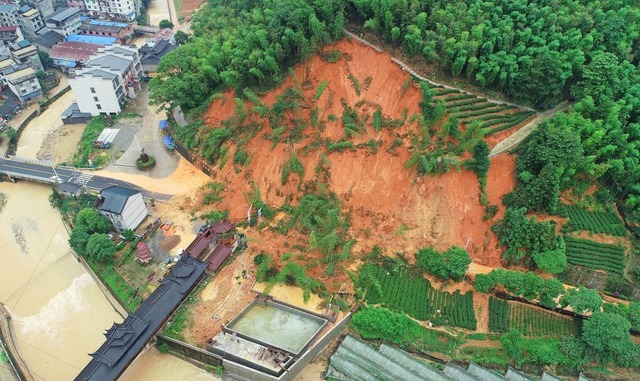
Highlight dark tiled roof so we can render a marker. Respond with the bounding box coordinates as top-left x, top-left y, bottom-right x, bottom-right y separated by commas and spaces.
75, 255, 208, 381
46, 7, 80, 23
97, 186, 139, 214
35, 30, 64, 48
